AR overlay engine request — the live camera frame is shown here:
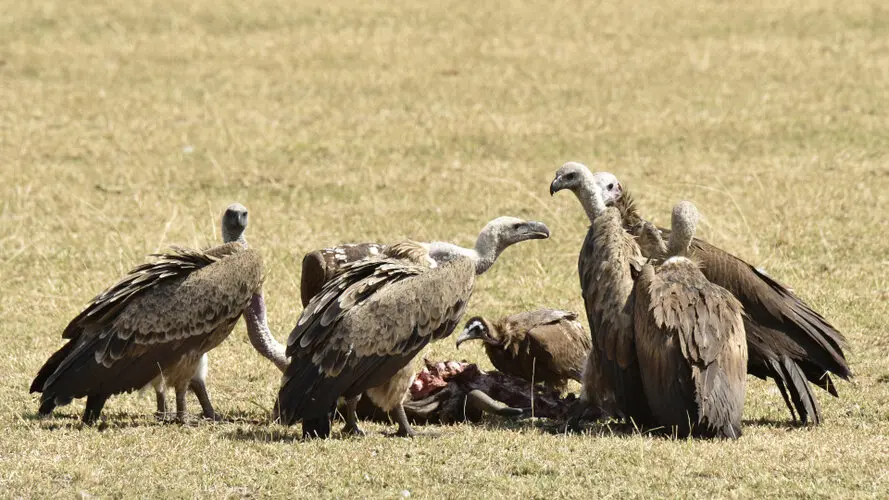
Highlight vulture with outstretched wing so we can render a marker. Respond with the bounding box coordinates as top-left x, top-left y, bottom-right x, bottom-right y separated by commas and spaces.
616, 183, 851, 425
